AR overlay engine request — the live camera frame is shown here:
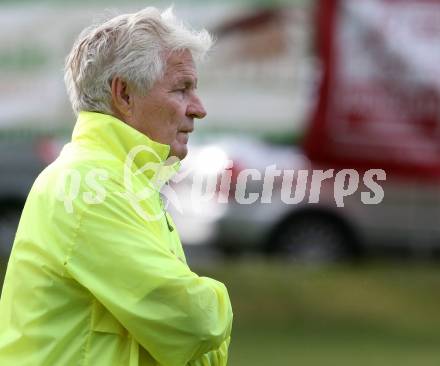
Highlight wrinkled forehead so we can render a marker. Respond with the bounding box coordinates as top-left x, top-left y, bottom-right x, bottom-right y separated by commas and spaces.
163, 49, 197, 81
